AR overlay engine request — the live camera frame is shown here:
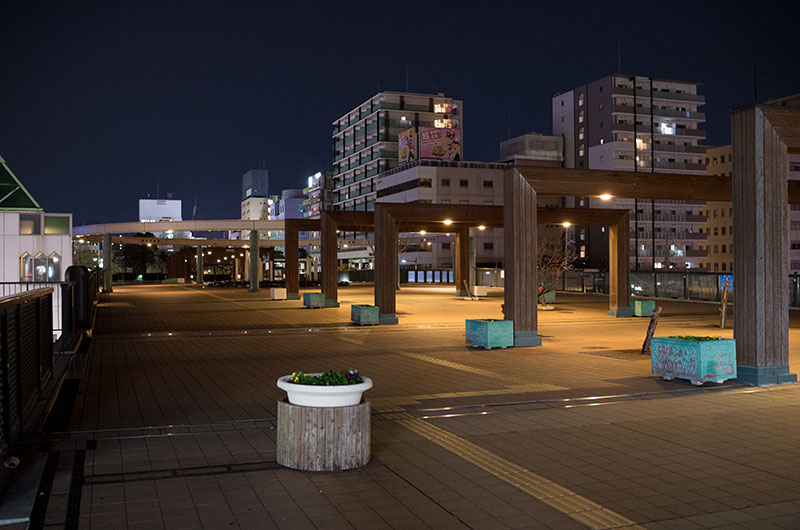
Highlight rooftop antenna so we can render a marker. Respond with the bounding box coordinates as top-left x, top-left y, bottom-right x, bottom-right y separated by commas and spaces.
753, 57, 758, 104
